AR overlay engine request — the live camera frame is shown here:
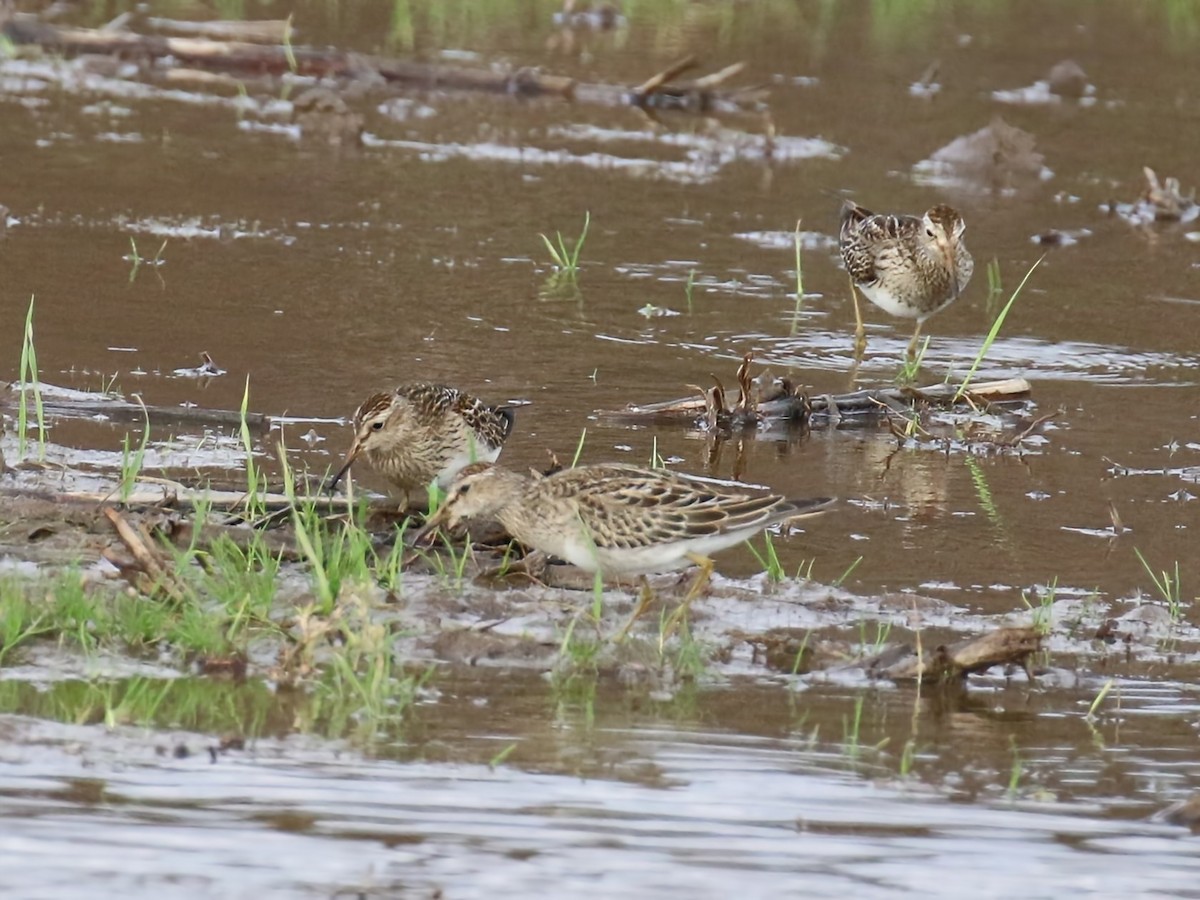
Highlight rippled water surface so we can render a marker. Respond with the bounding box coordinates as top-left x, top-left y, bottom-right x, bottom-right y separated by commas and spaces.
2, 0, 1199, 895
